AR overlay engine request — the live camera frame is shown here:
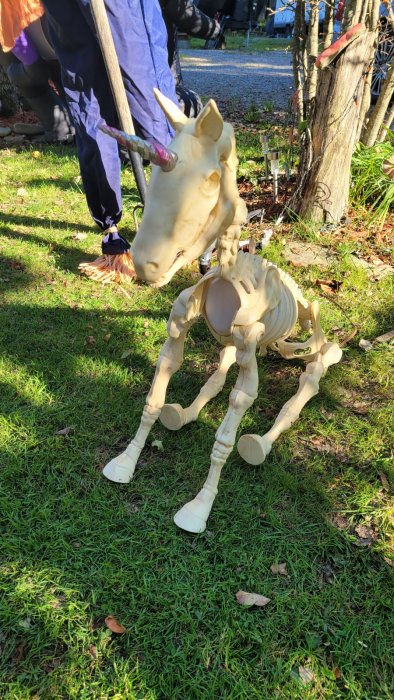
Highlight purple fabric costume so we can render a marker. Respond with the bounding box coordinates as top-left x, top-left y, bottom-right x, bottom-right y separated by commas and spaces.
41, 0, 178, 230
